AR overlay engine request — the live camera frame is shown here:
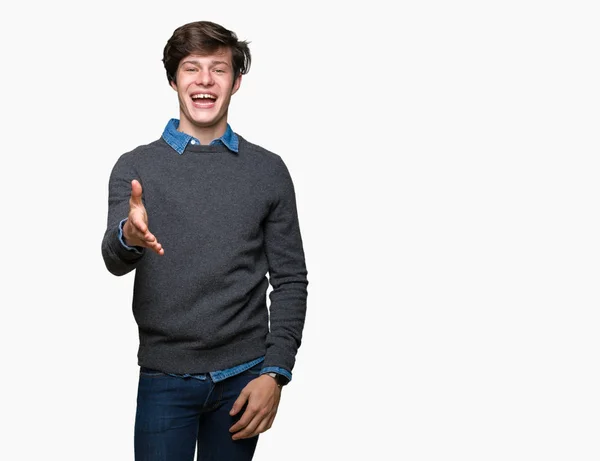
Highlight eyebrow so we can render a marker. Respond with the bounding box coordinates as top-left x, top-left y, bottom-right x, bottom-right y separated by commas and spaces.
181, 60, 231, 68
